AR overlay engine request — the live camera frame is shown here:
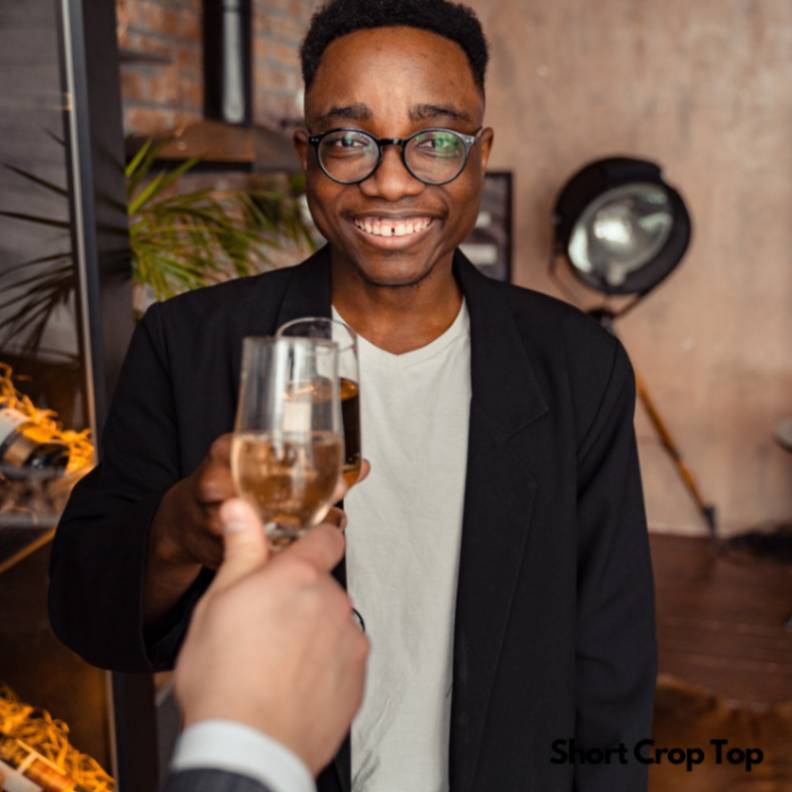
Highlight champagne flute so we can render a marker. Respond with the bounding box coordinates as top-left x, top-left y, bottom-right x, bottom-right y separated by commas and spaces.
232, 336, 343, 549
277, 317, 361, 488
